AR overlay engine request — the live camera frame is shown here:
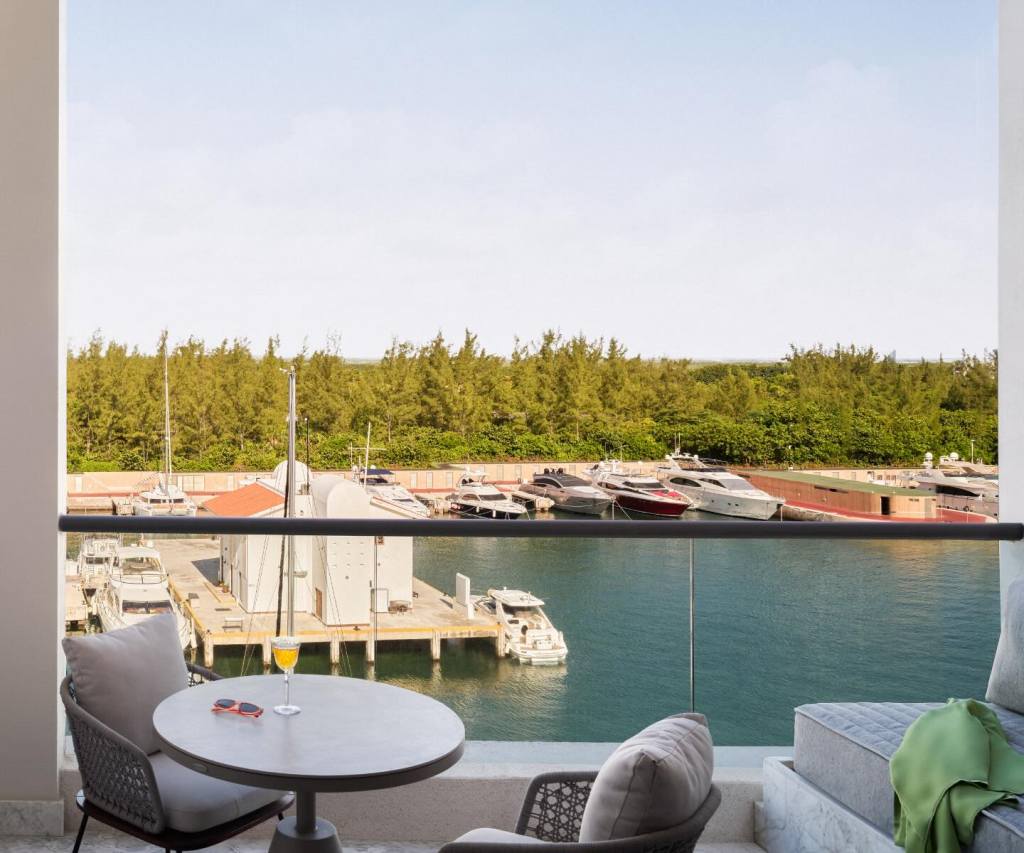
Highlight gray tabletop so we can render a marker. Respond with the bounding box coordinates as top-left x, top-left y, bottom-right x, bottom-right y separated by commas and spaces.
153, 674, 465, 792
